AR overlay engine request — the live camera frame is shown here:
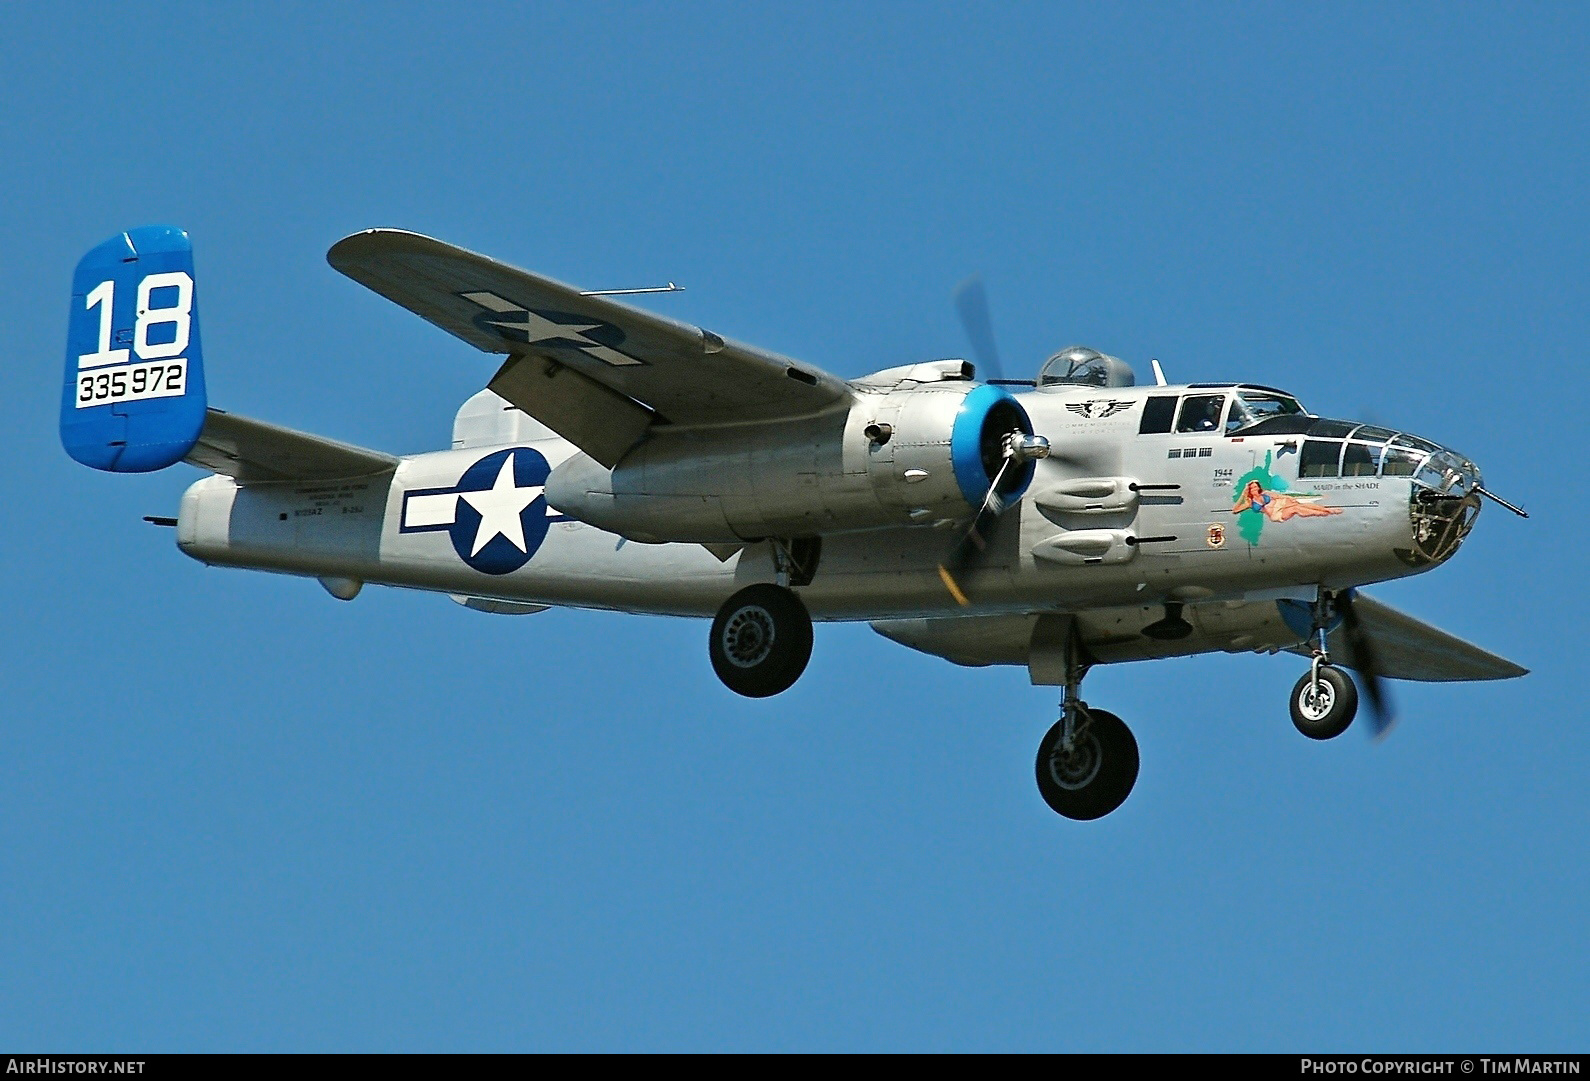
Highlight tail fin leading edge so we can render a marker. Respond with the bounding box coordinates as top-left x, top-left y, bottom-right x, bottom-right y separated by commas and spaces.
60, 226, 208, 472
